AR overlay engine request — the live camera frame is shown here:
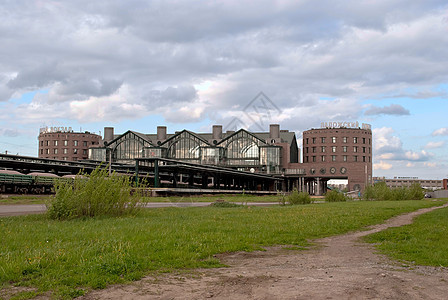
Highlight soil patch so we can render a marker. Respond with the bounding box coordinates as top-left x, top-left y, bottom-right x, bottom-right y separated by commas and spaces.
78, 203, 448, 299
